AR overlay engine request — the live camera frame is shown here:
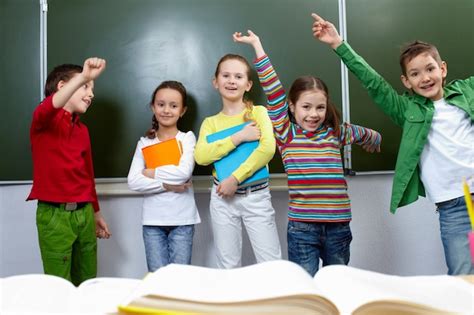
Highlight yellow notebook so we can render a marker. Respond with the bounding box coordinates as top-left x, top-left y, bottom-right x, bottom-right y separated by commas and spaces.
142, 138, 182, 168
